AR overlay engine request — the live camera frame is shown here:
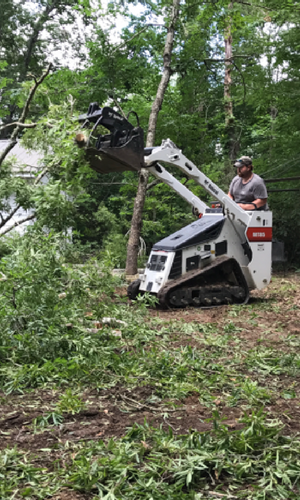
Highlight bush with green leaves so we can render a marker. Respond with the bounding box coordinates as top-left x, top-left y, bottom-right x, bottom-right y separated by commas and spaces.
0, 227, 121, 369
